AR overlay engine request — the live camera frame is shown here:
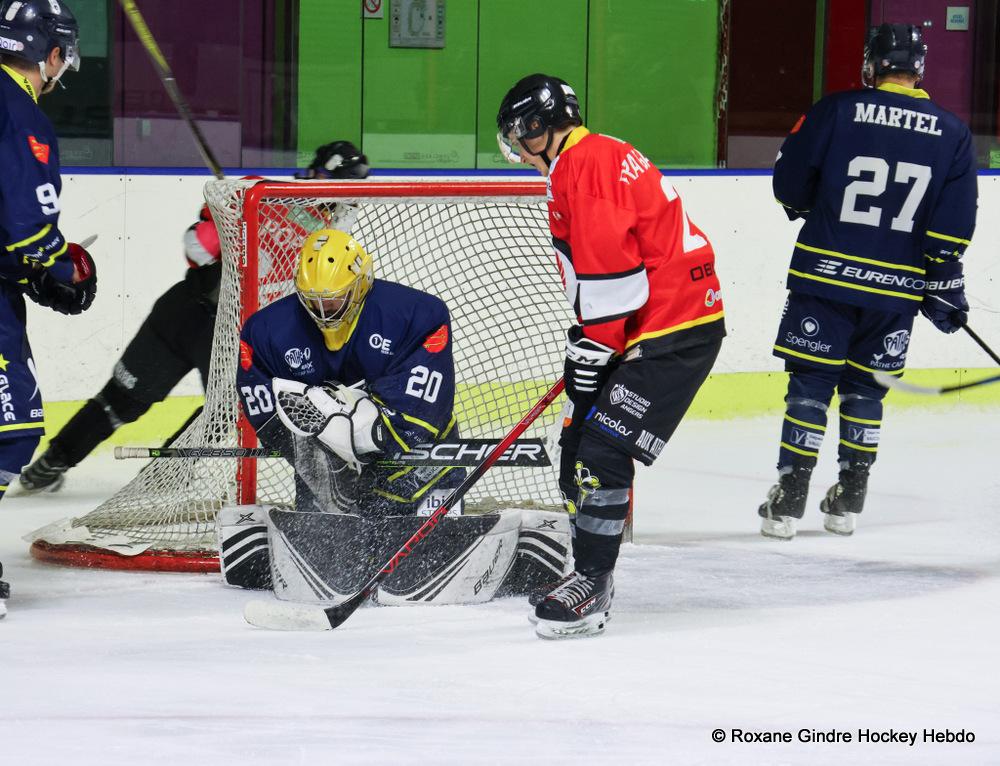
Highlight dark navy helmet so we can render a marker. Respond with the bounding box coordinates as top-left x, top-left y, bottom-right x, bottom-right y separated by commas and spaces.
496, 73, 581, 161
0, 0, 80, 80
296, 141, 369, 180
863, 23, 926, 86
